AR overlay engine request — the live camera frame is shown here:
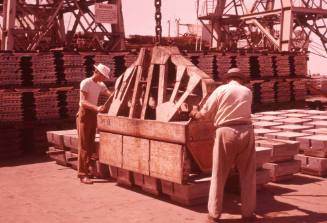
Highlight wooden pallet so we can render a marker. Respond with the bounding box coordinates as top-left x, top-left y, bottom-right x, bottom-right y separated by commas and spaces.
263, 160, 301, 182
